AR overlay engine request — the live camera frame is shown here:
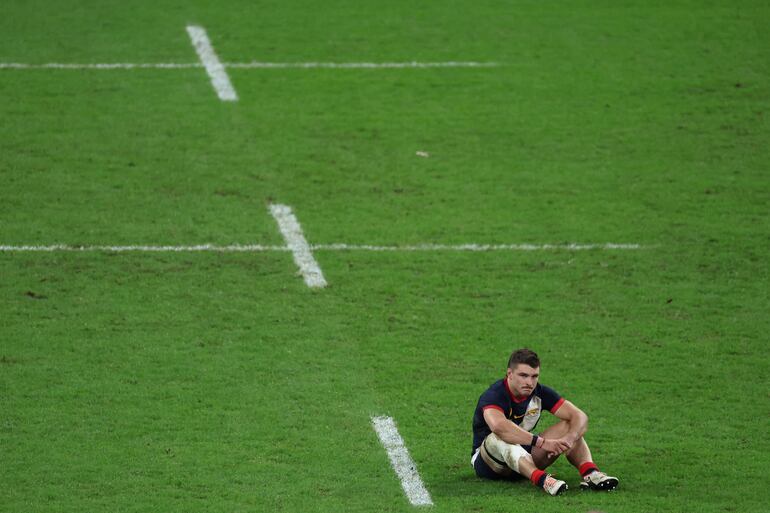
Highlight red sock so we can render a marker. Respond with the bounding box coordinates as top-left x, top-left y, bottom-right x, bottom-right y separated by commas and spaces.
530, 469, 547, 487
579, 462, 599, 477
